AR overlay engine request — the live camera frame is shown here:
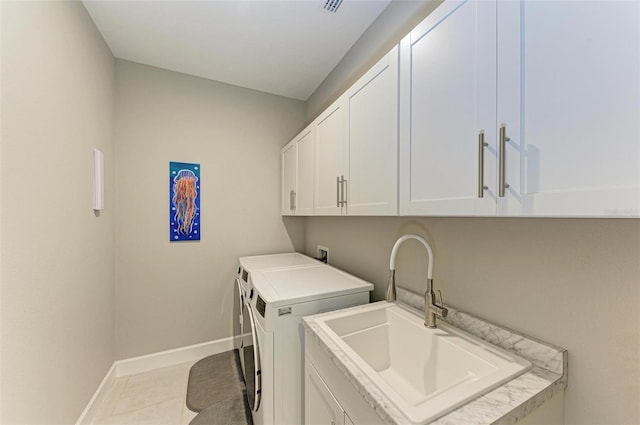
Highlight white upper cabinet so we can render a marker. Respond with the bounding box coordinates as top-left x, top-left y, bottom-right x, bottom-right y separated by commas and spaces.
401, 0, 640, 217
281, 124, 314, 216
313, 46, 400, 217
287, 0, 639, 218
314, 97, 348, 216
281, 140, 297, 215
296, 127, 315, 215
498, 0, 640, 217
400, 1, 496, 215
400, 0, 498, 216
346, 45, 399, 215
